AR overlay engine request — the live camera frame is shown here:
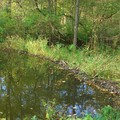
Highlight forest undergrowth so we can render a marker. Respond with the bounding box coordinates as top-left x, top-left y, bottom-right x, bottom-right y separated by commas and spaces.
1, 36, 120, 82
